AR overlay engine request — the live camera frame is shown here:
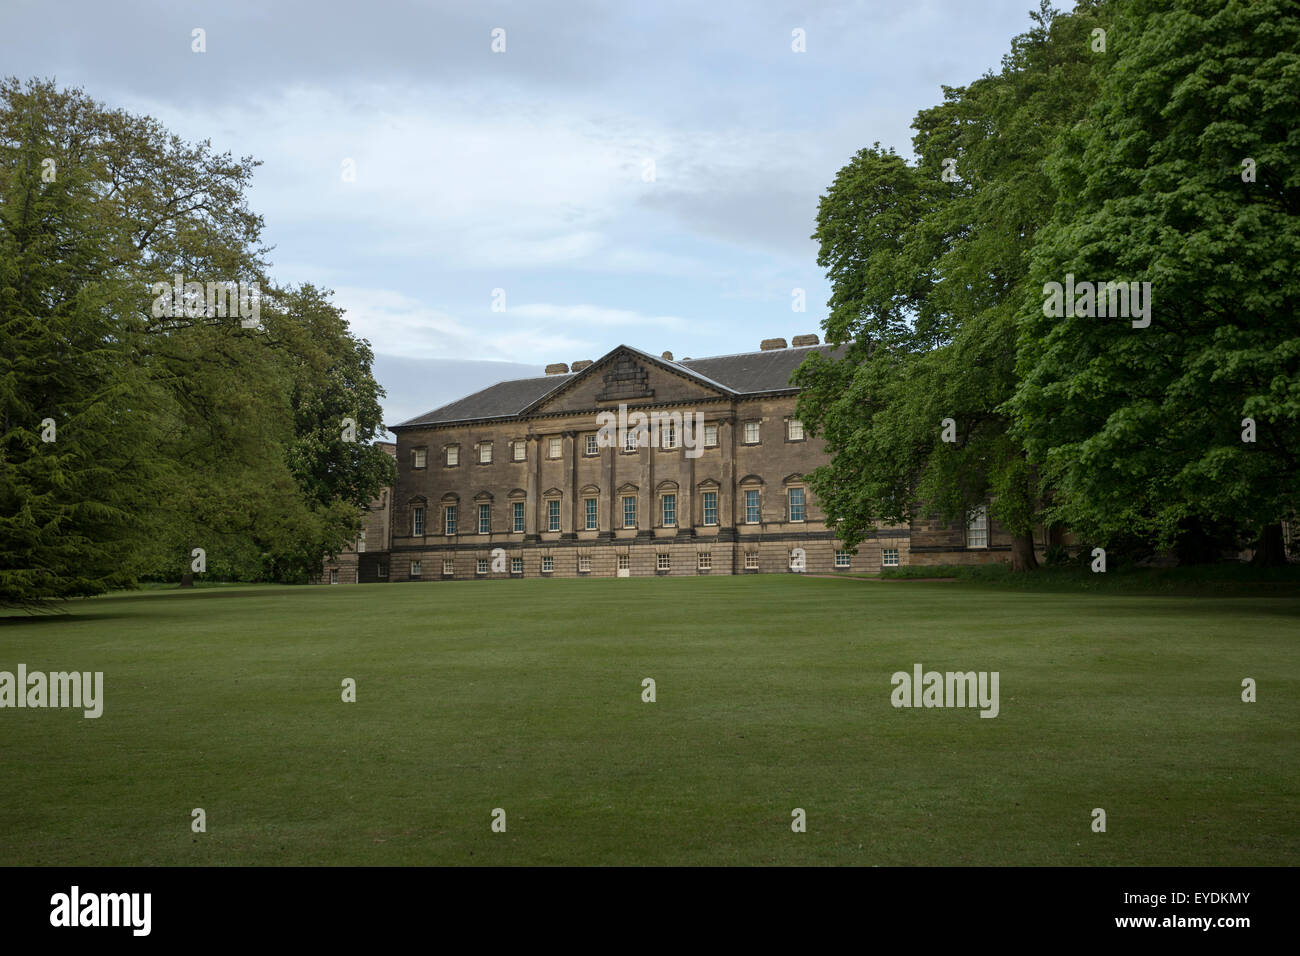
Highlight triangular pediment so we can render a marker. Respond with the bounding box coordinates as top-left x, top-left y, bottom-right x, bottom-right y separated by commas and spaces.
522, 345, 733, 417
